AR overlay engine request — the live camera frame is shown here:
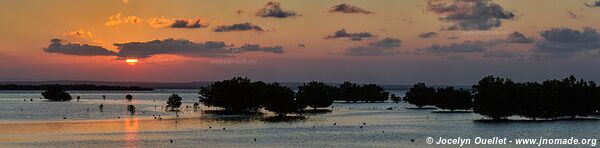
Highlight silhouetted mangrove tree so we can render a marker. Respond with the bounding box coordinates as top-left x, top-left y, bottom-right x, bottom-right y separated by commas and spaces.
403, 83, 436, 108
473, 75, 600, 120
166, 94, 182, 111
403, 83, 473, 111
41, 86, 72, 101
200, 77, 390, 115
338, 82, 390, 102
296, 81, 339, 110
